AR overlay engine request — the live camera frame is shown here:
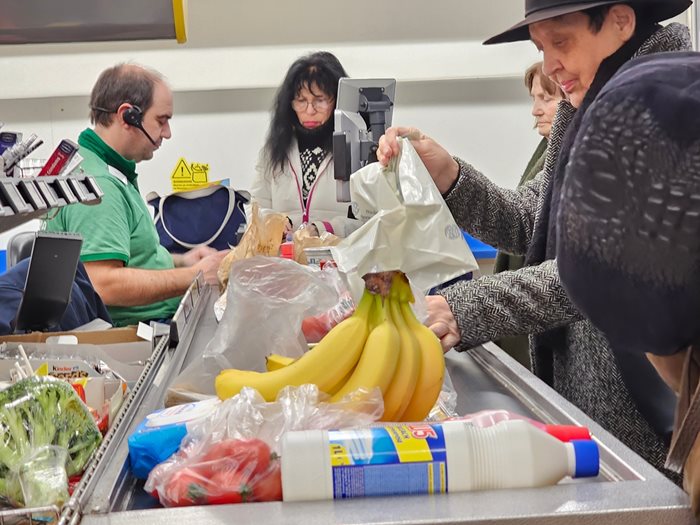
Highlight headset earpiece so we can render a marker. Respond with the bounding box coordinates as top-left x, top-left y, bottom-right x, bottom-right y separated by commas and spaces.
122, 105, 144, 128
121, 104, 157, 146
